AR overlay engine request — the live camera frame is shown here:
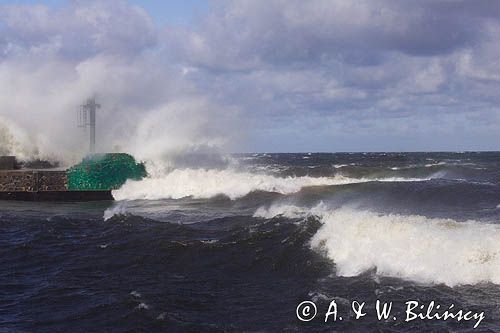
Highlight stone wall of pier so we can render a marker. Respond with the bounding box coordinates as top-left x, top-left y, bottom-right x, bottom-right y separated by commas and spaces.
0, 171, 67, 192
